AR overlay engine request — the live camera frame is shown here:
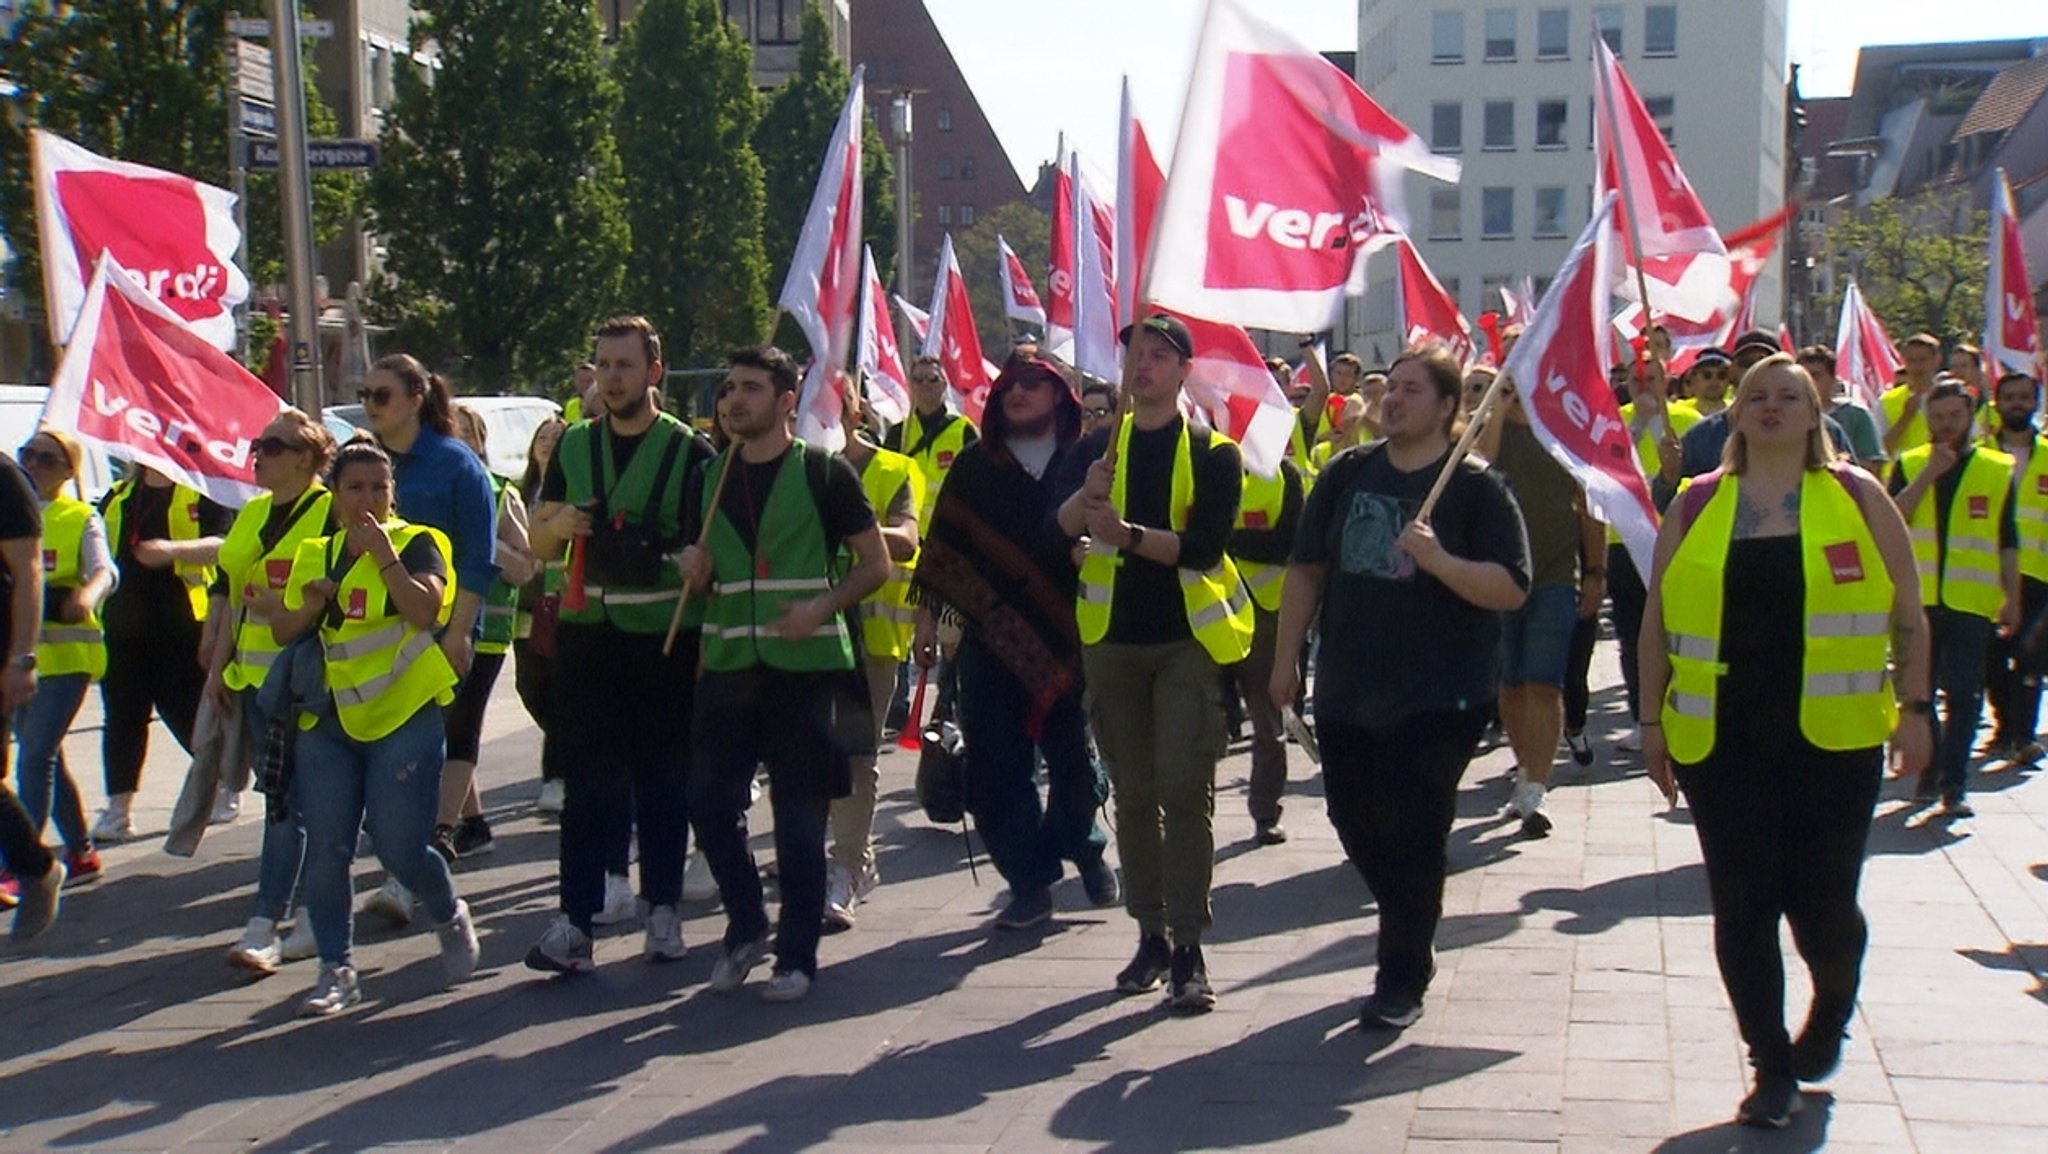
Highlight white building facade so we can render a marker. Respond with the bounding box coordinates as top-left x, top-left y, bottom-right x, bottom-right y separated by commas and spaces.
1347, 0, 1789, 363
